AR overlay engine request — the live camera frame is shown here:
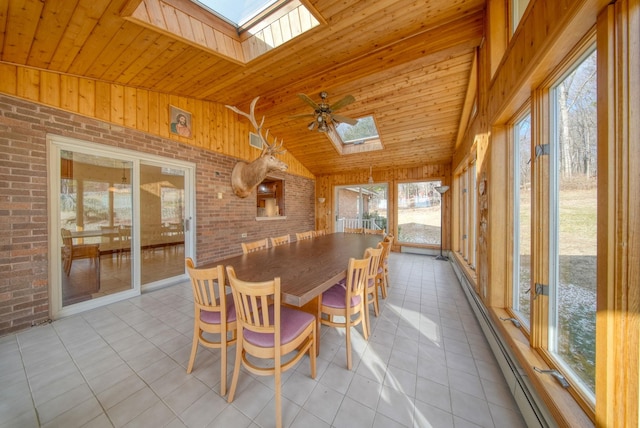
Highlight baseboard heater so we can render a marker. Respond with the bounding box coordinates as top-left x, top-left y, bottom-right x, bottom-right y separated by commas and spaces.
450, 259, 556, 428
